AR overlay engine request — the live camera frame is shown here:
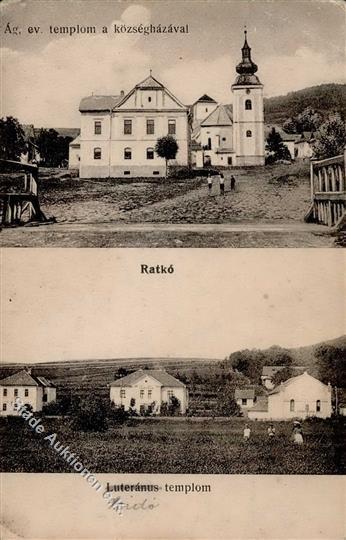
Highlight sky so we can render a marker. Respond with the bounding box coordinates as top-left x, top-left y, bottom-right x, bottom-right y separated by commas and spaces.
1, 0, 345, 127
2, 250, 345, 364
